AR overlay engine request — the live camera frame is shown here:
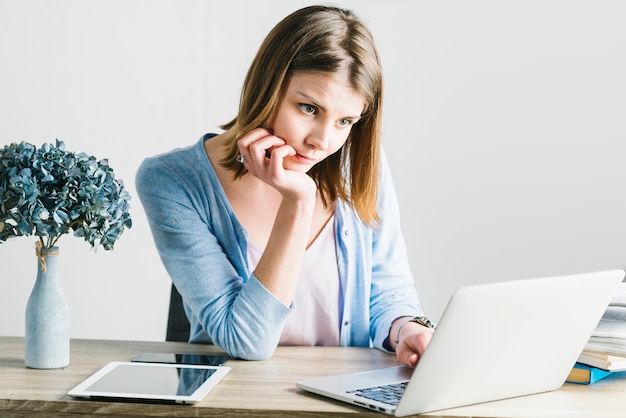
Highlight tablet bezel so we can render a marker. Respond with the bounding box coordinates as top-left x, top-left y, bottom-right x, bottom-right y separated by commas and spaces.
68, 361, 230, 404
